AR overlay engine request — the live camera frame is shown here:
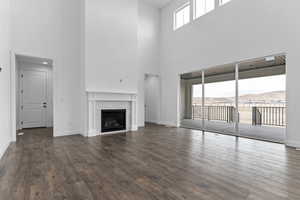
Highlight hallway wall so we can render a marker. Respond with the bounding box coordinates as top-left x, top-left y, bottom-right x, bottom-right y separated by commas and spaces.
0, 0, 11, 158
11, 0, 85, 137
138, 1, 161, 126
